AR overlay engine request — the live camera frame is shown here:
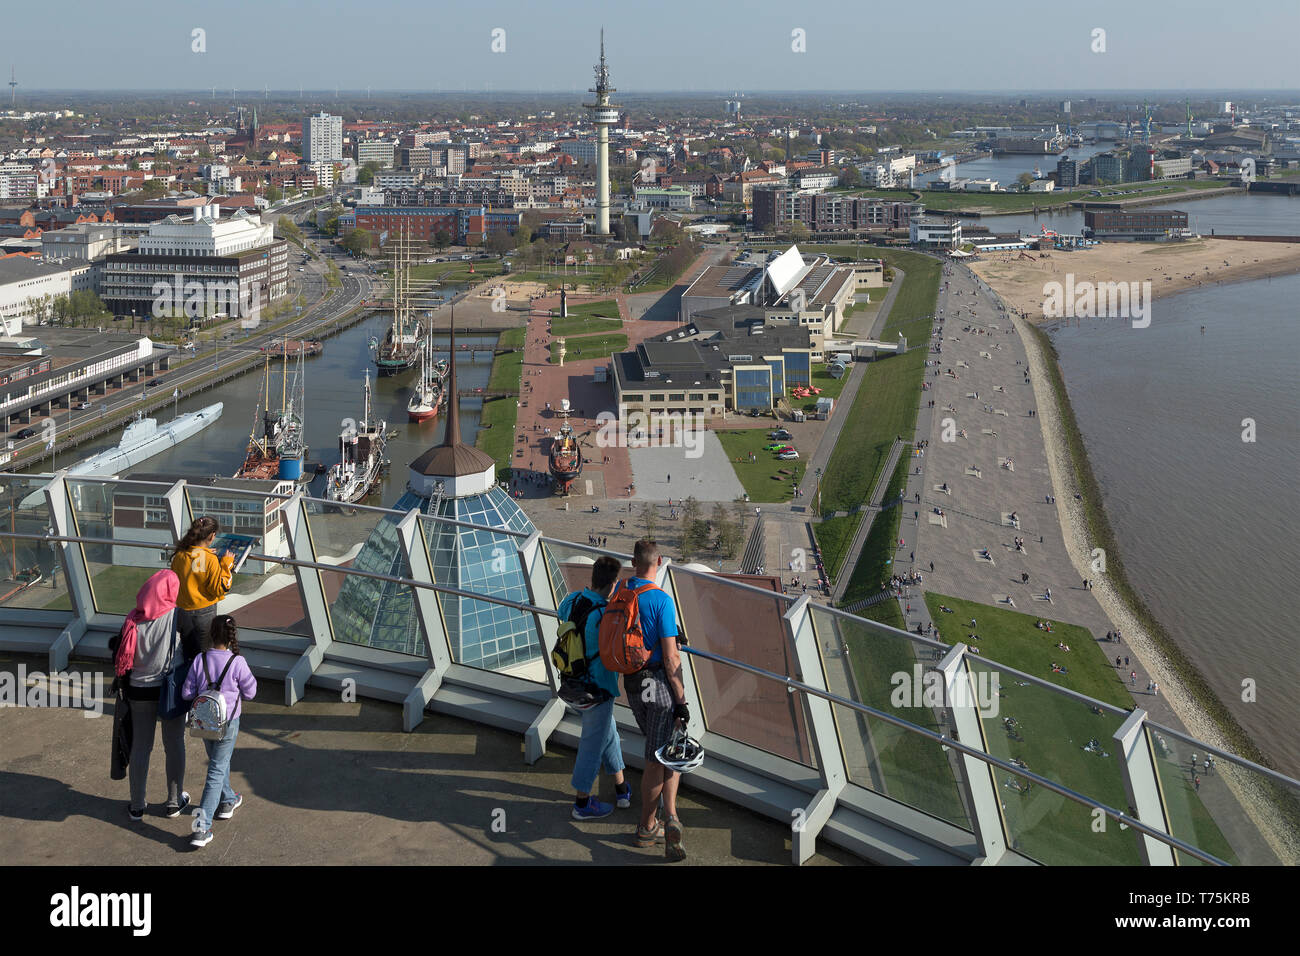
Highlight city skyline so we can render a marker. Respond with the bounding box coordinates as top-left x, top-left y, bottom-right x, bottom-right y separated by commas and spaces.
3, 0, 1299, 93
